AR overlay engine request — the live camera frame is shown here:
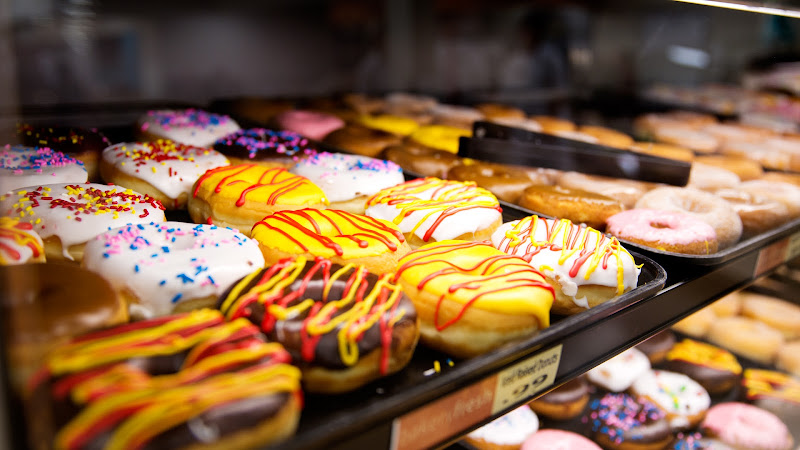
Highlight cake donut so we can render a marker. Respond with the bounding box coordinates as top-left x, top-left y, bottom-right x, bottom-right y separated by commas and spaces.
323, 124, 403, 157
251, 208, 410, 274
289, 152, 404, 214
701, 403, 794, 450
706, 316, 784, 364
26, 309, 302, 450
522, 429, 601, 450
0, 217, 45, 265
519, 185, 623, 230
394, 240, 554, 358
406, 124, 471, 154
492, 215, 641, 315
528, 377, 590, 421
586, 347, 651, 392
663, 339, 742, 395
271, 109, 345, 140
219, 256, 419, 393
635, 330, 676, 364
465, 405, 539, 450
136, 108, 241, 147
1, 183, 166, 262
0, 145, 88, 193
213, 128, 318, 167
740, 292, 800, 339
17, 124, 111, 181
584, 393, 672, 450
630, 370, 711, 430
382, 144, 461, 178
606, 209, 719, 255
448, 162, 537, 203
188, 164, 328, 237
